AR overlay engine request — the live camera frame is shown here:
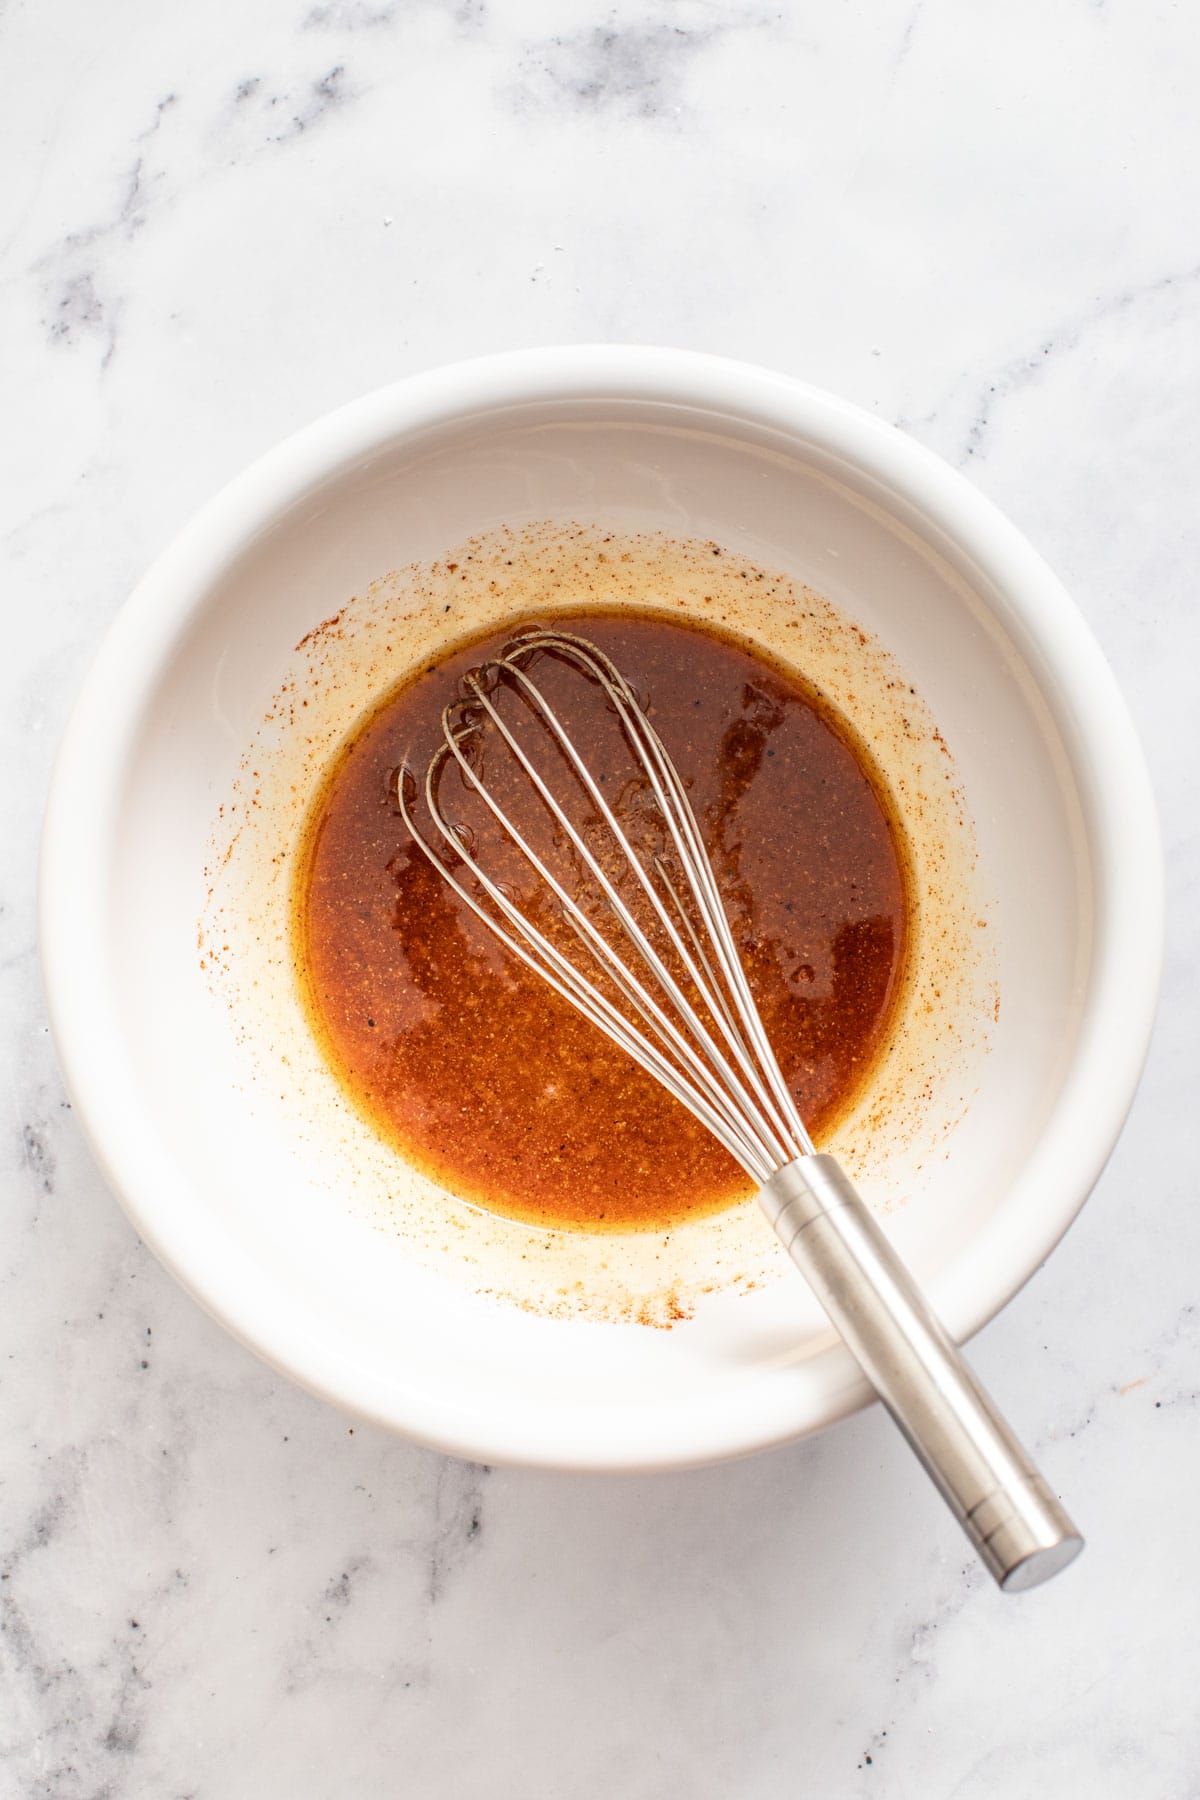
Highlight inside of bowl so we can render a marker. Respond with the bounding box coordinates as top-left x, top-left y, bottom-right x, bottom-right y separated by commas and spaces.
100, 401, 1090, 1462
